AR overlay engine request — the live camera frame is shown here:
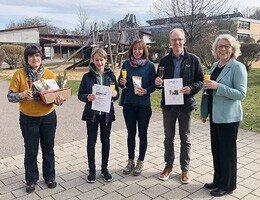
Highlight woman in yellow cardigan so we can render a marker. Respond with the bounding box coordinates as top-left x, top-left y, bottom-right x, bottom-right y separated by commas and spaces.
7, 45, 64, 193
